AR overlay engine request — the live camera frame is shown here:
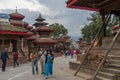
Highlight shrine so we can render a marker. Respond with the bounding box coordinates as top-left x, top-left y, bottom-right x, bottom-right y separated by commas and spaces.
0, 12, 29, 67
